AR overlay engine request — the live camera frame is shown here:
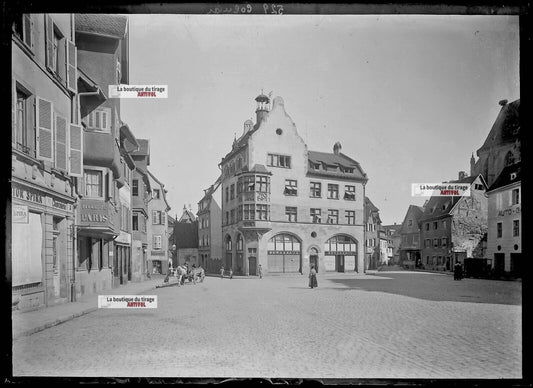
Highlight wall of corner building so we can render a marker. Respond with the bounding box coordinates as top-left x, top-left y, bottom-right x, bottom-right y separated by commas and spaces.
450, 179, 488, 259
